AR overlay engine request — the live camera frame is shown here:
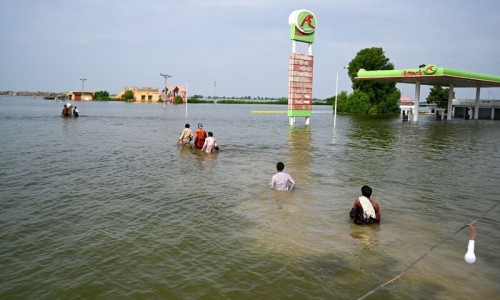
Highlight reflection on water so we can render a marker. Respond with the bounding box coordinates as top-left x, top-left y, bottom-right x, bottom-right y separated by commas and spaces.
1, 97, 499, 299
348, 115, 398, 150
179, 144, 218, 172
287, 125, 312, 189
349, 223, 381, 245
